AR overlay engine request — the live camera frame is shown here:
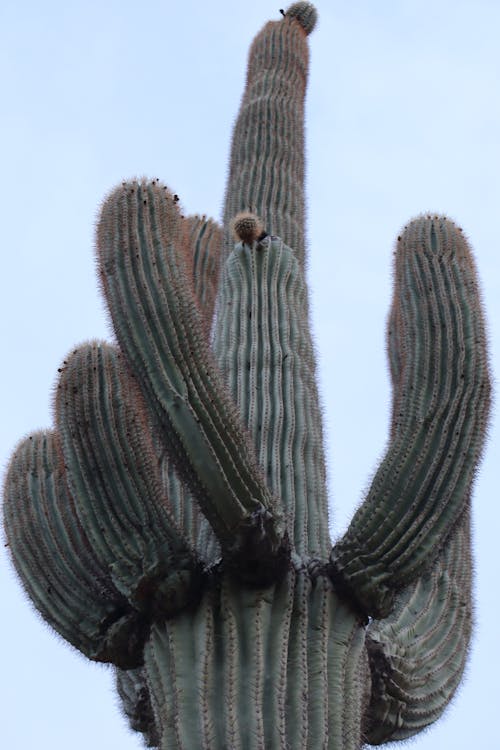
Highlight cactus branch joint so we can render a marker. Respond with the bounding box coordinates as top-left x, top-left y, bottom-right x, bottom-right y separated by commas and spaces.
3, 2, 491, 748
